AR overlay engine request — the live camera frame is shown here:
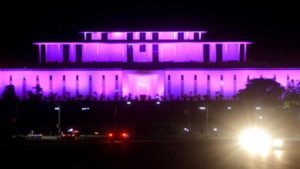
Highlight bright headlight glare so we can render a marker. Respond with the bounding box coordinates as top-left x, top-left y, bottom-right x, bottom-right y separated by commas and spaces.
238, 128, 272, 154
273, 138, 283, 147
